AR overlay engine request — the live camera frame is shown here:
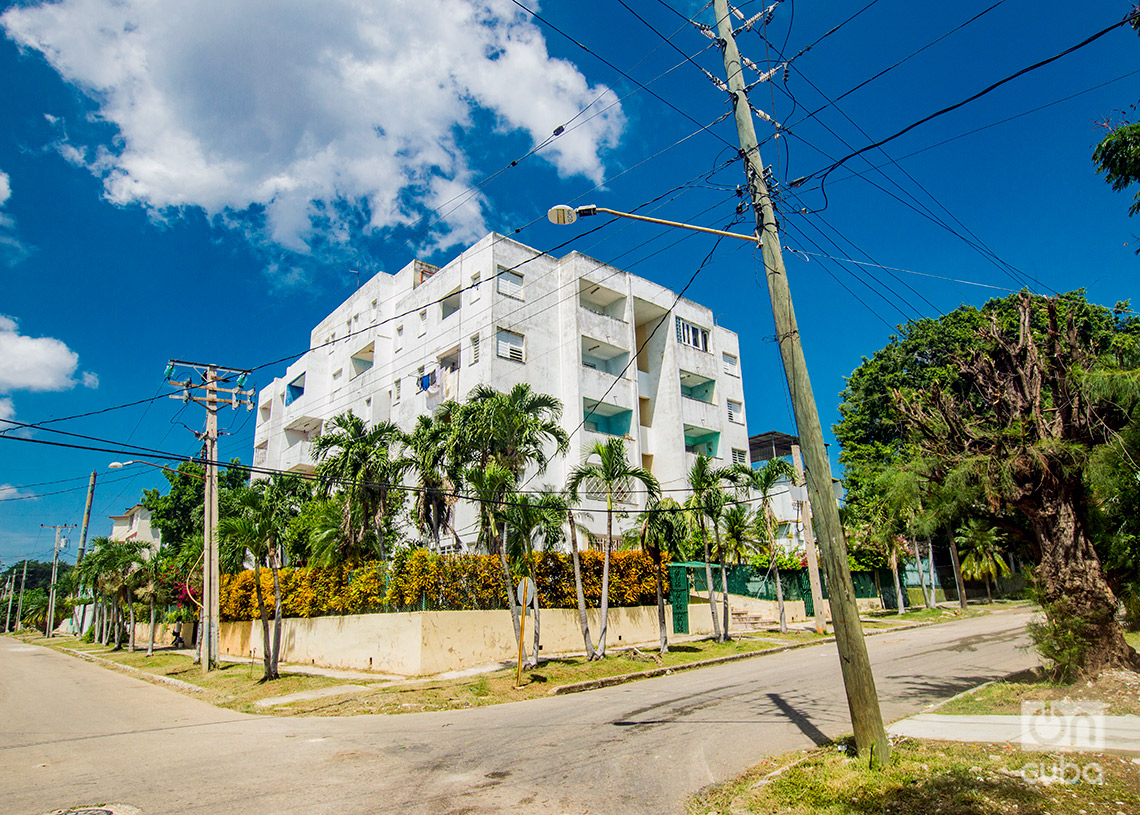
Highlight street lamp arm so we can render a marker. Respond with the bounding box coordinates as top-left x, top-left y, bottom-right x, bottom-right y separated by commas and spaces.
547, 204, 759, 244
109, 459, 206, 482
